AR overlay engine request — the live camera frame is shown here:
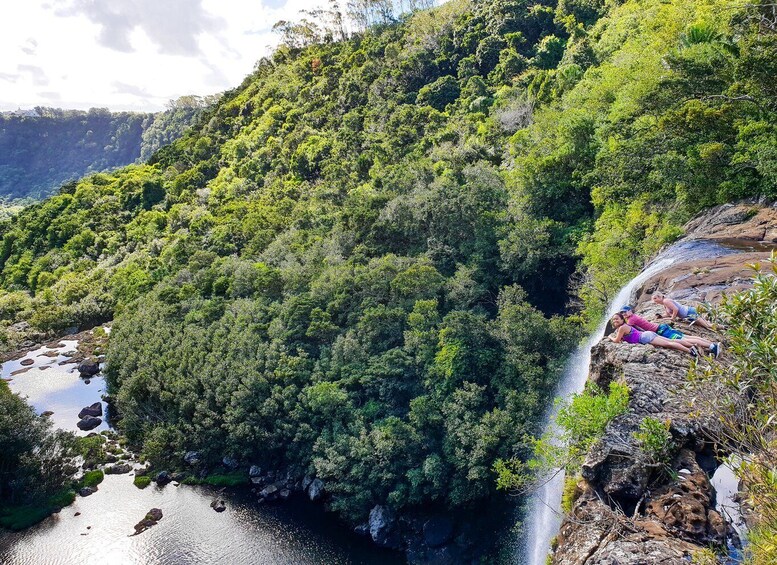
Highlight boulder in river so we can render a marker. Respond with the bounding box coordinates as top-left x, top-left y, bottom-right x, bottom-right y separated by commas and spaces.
249, 465, 262, 478
369, 505, 400, 548
133, 508, 163, 535
307, 478, 324, 502
105, 463, 132, 475
222, 456, 239, 469
155, 471, 172, 485
77, 416, 102, 431
78, 359, 100, 377
78, 402, 103, 419
259, 484, 280, 502
79, 486, 96, 497
20, 358, 34, 366
210, 498, 227, 512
